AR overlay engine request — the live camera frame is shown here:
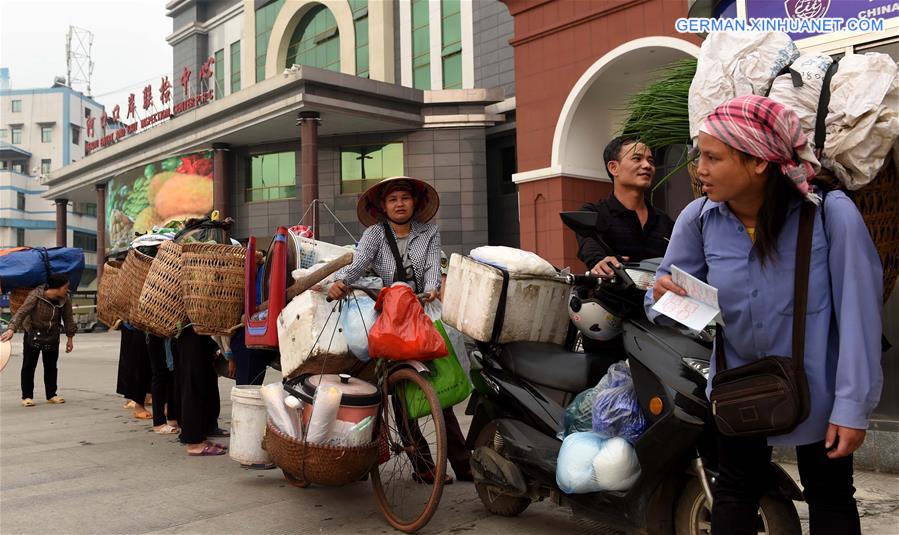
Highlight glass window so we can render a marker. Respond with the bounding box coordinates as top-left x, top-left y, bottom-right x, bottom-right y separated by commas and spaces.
11, 100, 22, 112
215, 48, 226, 99
71, 125, 81, 145
255, 0, 286, 82
41, 126, 53, 143
17, 192, 25, 211
80, 268, 97, 287
0, 129, 7, 140
230, 40, 241, 93
246, 151, 297, 201
285, 5, 340, 72
12, 161, 24, 173
16, 228, 25, 247
41, 159, 51, 174
441, 0, 462, 89
855, 37, 899, 61
73, 231, 97, 252
1, 160, 8, 169
11, 127, 22, 144
340, 142, 404, 194
350, 0, 369, 78
411, 0, 430, 90
84, 202, 97, 217
85, 107, 91, 118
